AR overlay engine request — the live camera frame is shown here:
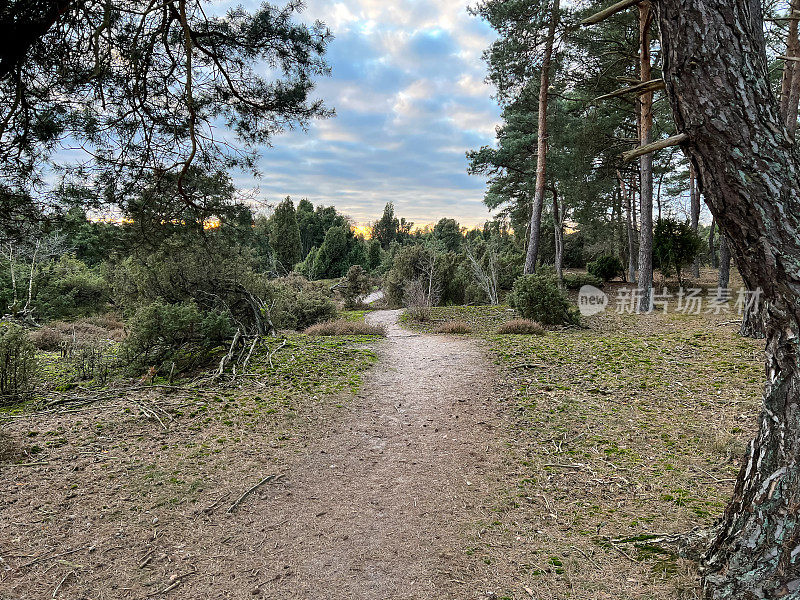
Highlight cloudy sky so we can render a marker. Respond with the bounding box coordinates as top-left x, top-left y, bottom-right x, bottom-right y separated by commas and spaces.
225, 0, 502, 228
